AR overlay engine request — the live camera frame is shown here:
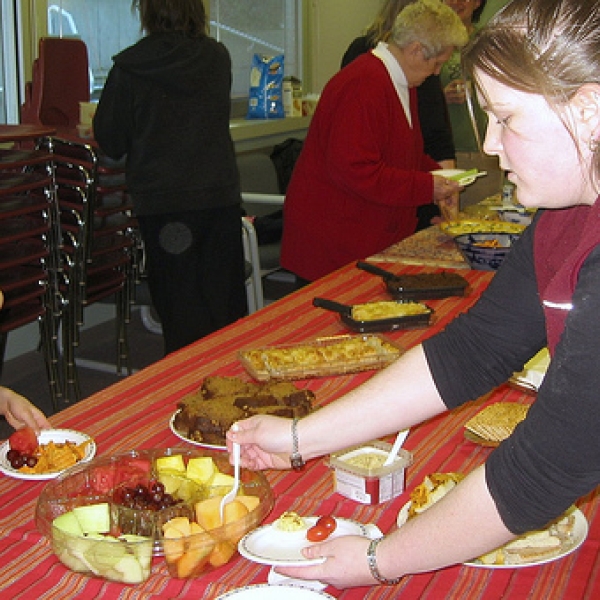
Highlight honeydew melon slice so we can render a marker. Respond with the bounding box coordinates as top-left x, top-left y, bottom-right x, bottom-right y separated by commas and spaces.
53, 511, 85, 536
73, 503, 111, 534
